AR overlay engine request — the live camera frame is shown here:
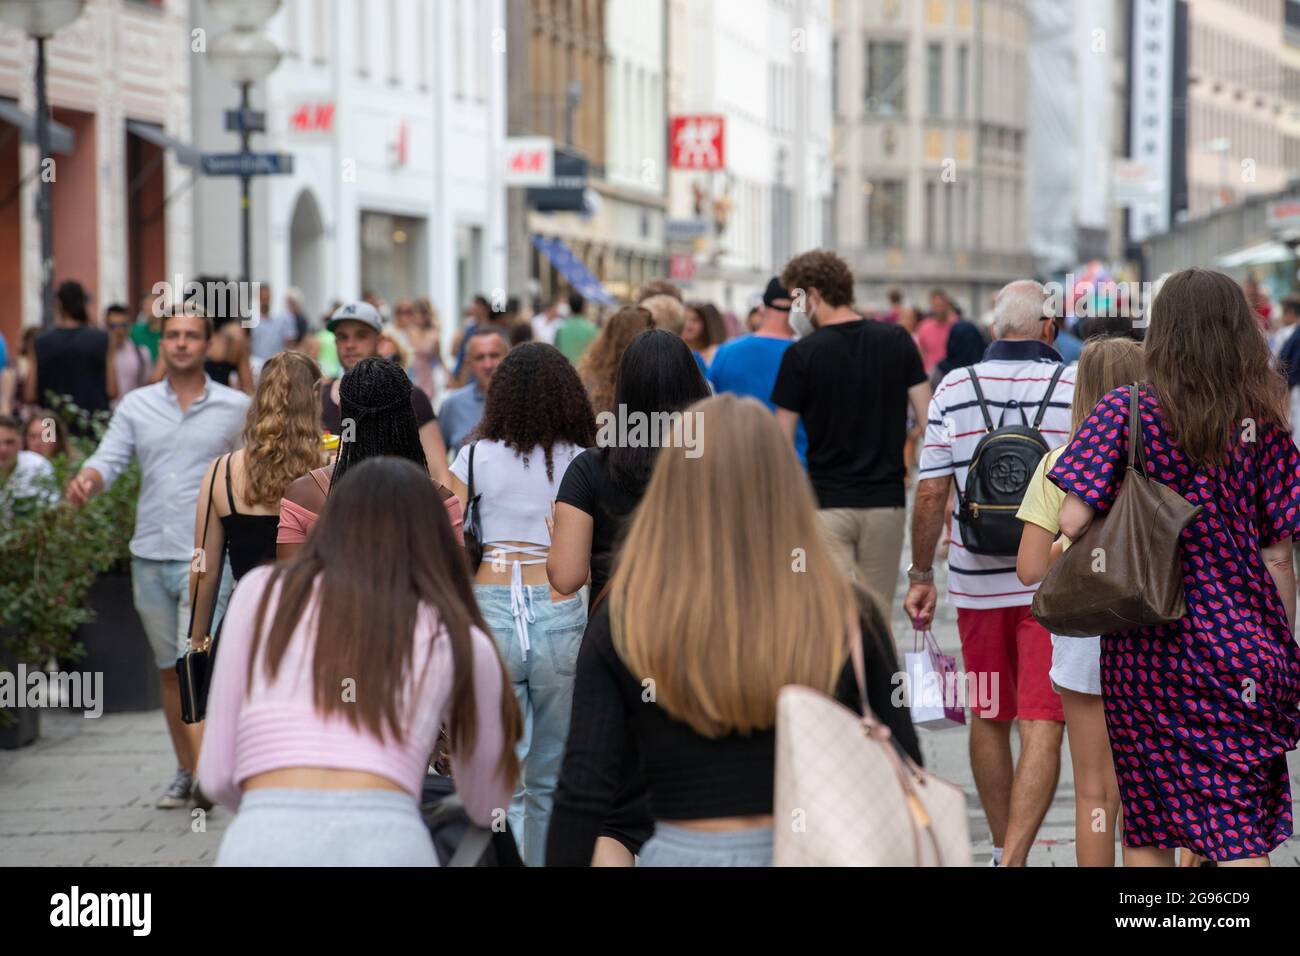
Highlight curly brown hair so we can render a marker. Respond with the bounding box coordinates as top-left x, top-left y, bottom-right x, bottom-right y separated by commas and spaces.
242, 351, 326, 506
781, 249, 855, 309
473, 342, 596, 480
578, 306, 655, 415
